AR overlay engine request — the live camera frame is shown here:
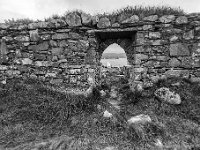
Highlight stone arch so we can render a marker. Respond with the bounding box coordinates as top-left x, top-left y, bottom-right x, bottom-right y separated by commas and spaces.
95, 30, 136, 66
100, 43, 128, 67
85, 30, 137, 86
